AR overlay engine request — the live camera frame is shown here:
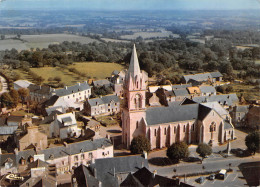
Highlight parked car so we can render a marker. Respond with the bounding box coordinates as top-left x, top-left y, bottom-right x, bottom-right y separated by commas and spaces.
217, 169, 227, 180
196, 176, 205, 184
209, 174, 215, 180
